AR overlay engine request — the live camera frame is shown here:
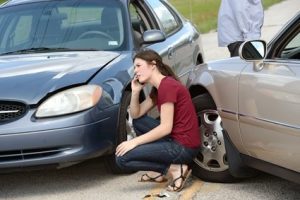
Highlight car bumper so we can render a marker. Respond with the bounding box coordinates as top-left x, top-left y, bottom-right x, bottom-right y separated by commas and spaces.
0, 105, 119, 169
